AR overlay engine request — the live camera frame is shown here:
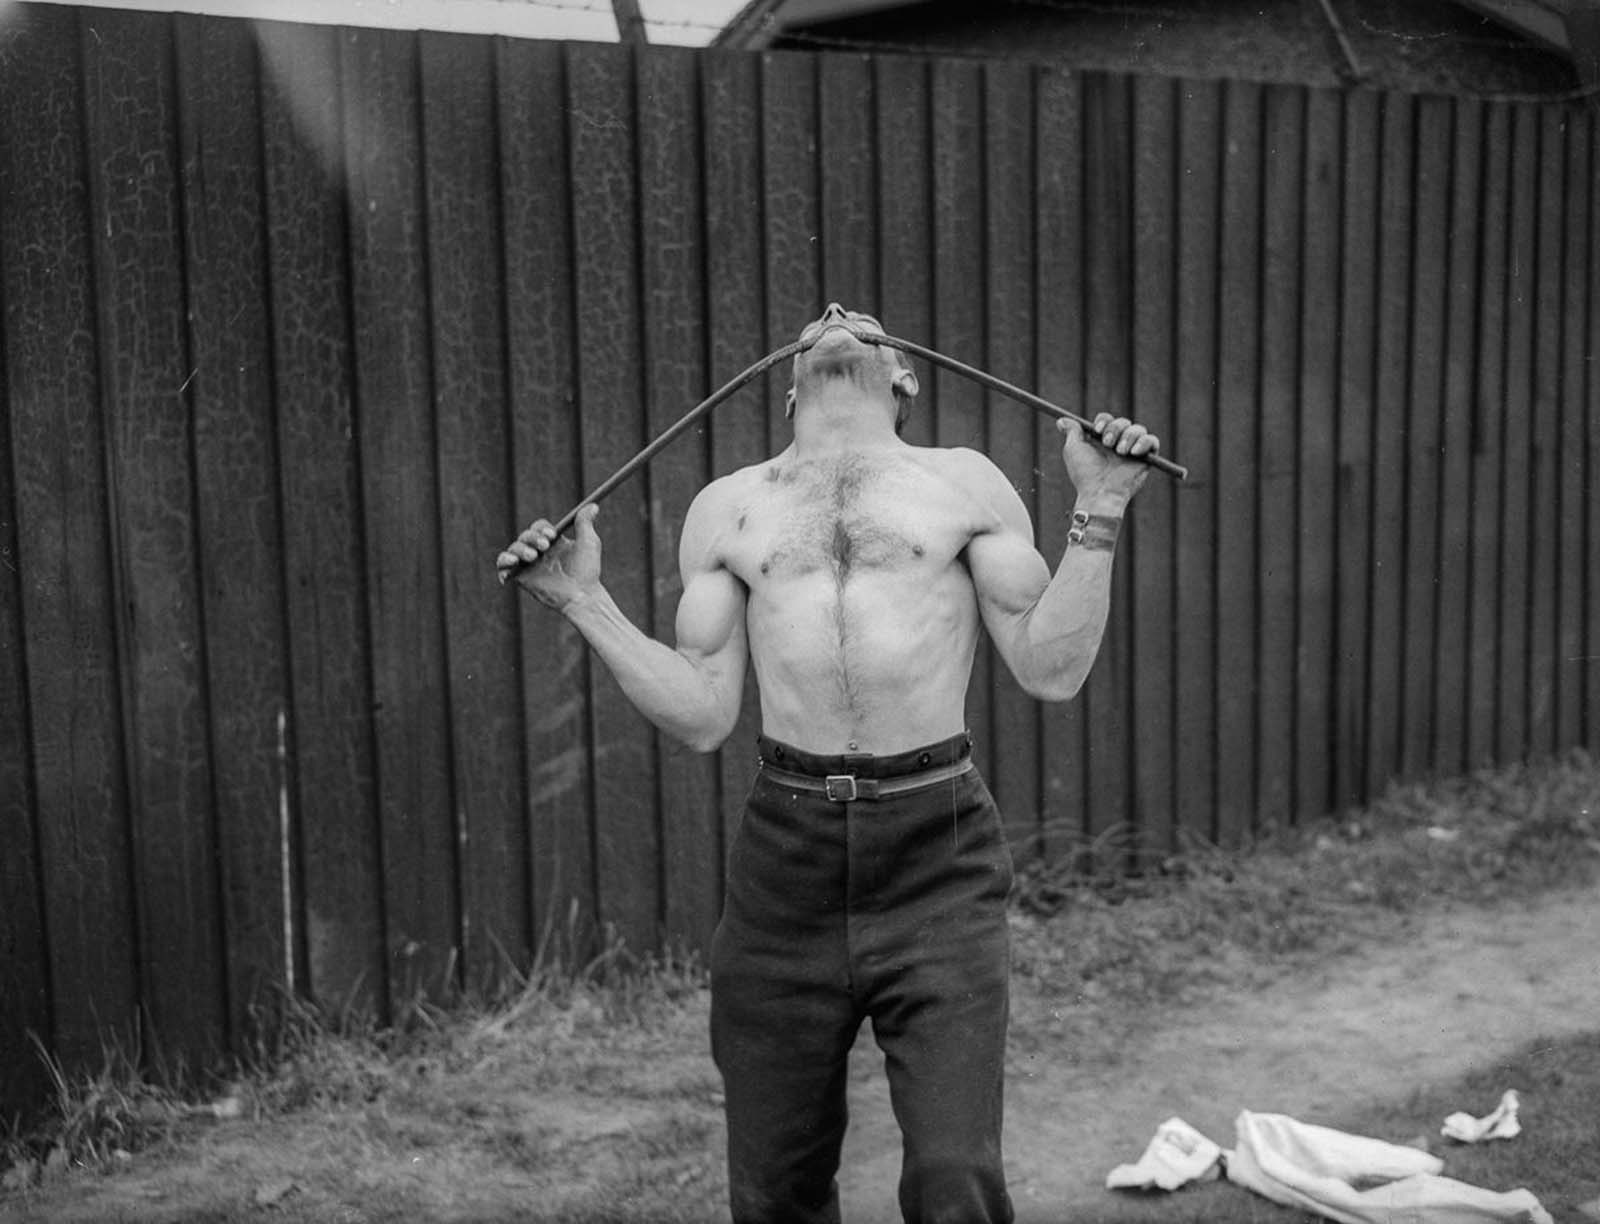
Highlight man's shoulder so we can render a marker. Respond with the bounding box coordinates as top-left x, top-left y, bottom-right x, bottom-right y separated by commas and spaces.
911, 443, 1008, 488
693, 458, 773, 508
682, 459, 775, 540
